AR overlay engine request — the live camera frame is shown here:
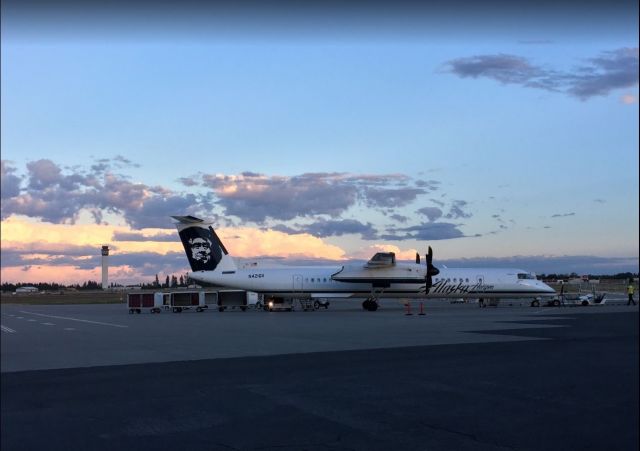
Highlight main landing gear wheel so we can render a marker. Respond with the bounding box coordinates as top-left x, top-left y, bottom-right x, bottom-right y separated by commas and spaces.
362, 299, 379, 311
